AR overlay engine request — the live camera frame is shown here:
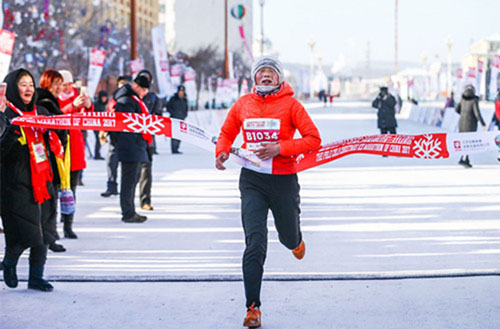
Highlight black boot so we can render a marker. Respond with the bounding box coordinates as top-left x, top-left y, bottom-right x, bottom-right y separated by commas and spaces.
458, 156, 472, 168
2, 258, 19, 288
63, 214, 78, 239
49, 242, 66, 252
28, 265, 53, 292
